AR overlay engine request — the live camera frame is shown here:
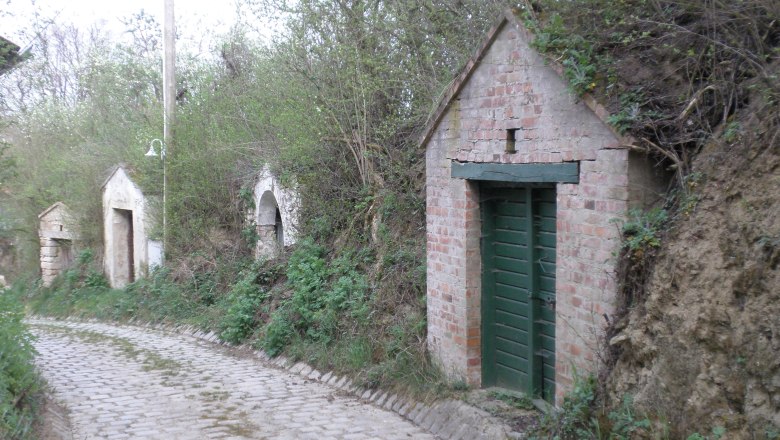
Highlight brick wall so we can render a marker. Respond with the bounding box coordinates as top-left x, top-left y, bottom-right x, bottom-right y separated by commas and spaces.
425, 18, 662, 403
